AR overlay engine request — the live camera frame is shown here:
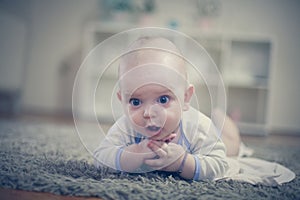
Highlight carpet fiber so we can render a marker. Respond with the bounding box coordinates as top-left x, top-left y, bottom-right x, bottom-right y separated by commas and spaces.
0, 120, 299, 199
